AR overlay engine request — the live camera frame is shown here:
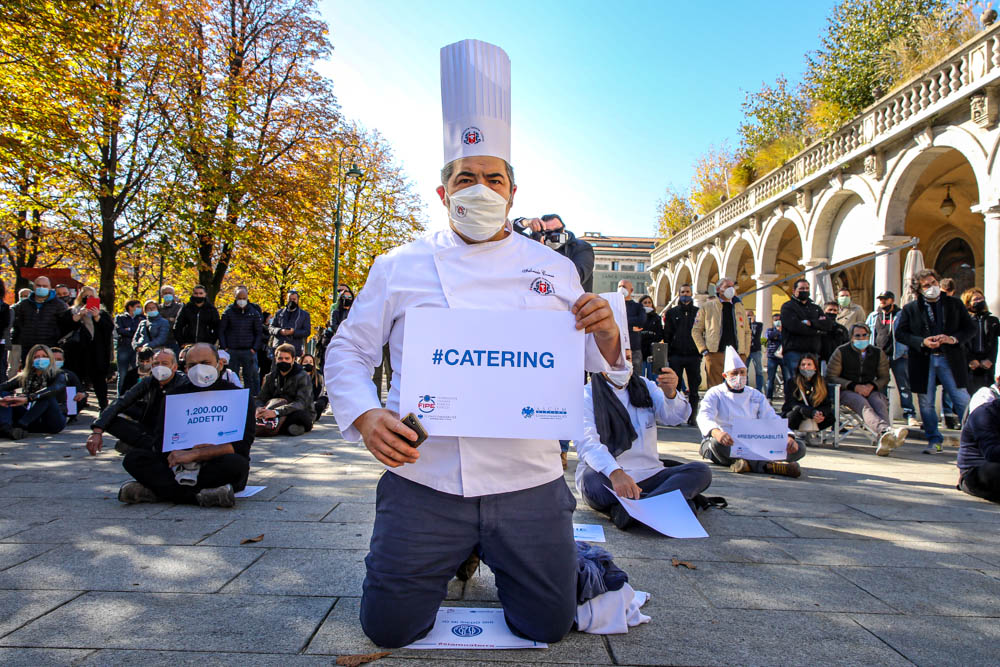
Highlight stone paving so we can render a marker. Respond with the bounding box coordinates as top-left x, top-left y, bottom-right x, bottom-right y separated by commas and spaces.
0, 414, 997, 666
